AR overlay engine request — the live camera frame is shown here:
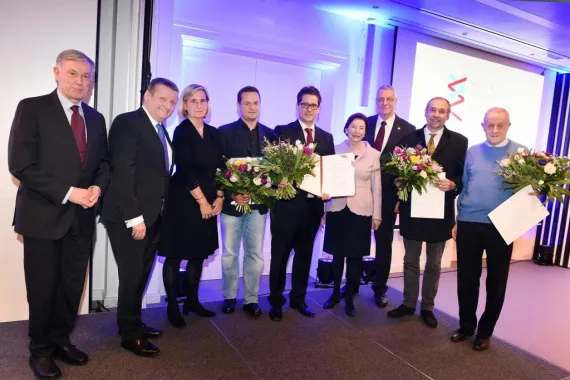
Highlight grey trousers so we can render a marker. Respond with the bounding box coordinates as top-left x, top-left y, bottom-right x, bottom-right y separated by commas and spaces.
402, 238, 446, 311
